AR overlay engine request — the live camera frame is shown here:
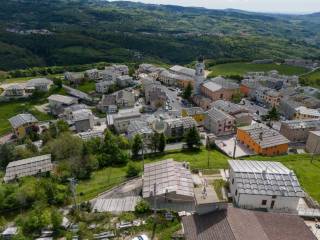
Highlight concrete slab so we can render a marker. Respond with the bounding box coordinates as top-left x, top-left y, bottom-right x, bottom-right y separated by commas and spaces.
215, 137, 255, 158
